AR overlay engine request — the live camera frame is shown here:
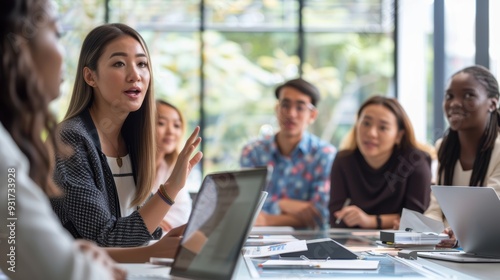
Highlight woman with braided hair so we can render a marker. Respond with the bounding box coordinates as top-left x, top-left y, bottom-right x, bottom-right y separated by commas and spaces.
425, 65, 500, 226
